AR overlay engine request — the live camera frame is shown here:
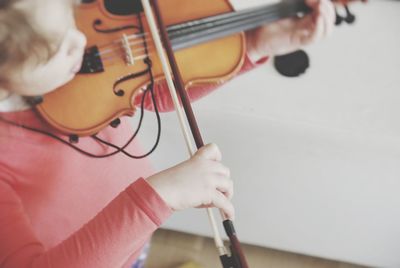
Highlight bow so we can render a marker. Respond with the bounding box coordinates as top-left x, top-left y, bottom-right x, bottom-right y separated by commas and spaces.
141, 0, 249, 267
